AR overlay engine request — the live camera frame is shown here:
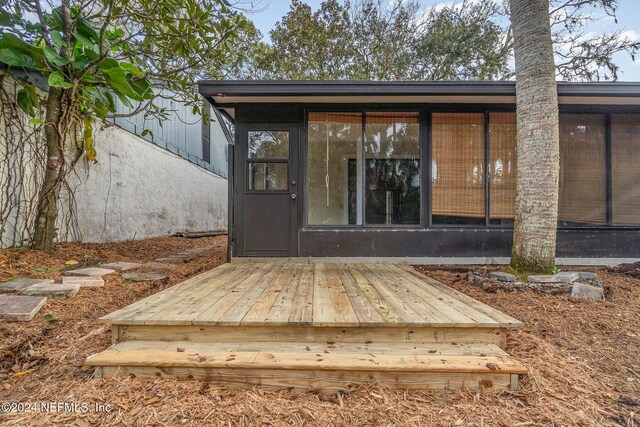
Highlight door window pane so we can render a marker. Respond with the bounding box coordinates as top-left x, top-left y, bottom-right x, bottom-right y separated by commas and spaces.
248, 131, 289, 159
558, 114, 606, 225
307, 113, 362, 225
248, 162, 288, 190
432, 113, 485, 224
489, 112, 516, 225
365, 112, 420, 224
612, 114, 640, 225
